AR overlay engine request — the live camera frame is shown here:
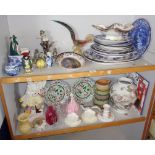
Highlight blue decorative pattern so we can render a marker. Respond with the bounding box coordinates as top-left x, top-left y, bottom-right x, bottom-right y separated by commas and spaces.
129, 18, 151, 55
